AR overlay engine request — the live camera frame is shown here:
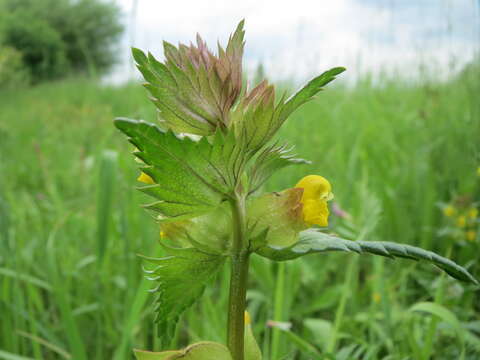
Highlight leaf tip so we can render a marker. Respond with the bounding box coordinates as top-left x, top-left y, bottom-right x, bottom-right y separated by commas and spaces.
131, 47, 147, 65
